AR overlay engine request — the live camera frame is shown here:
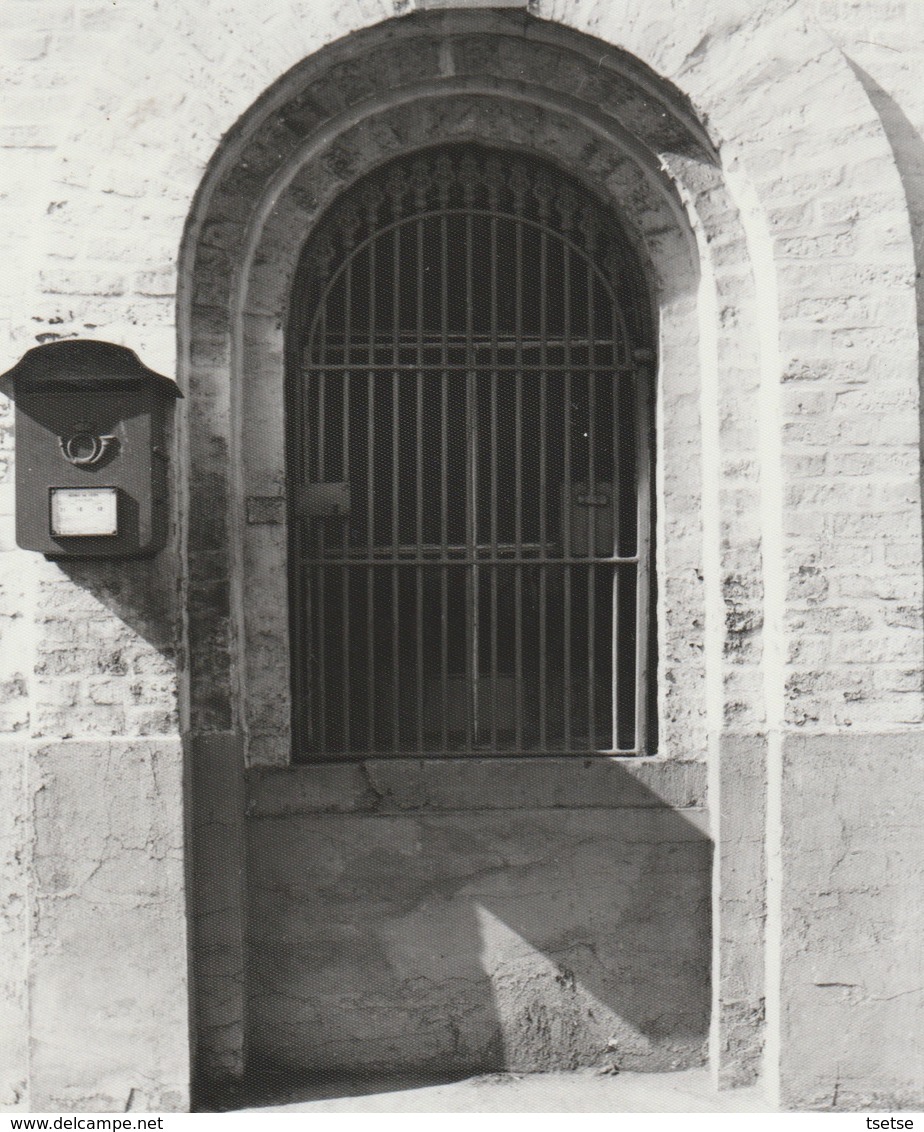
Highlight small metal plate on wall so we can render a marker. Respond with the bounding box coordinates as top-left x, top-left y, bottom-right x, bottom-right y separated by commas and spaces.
246, 496, 286, 525
301, 482, 351, 517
